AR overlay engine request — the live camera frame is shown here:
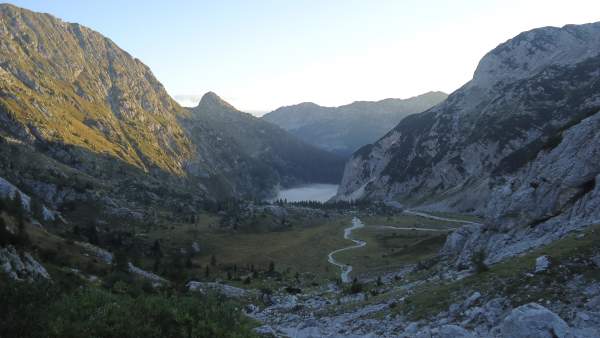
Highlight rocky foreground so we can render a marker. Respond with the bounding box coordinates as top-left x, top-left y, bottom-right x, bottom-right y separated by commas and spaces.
246, 254, 600, 337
